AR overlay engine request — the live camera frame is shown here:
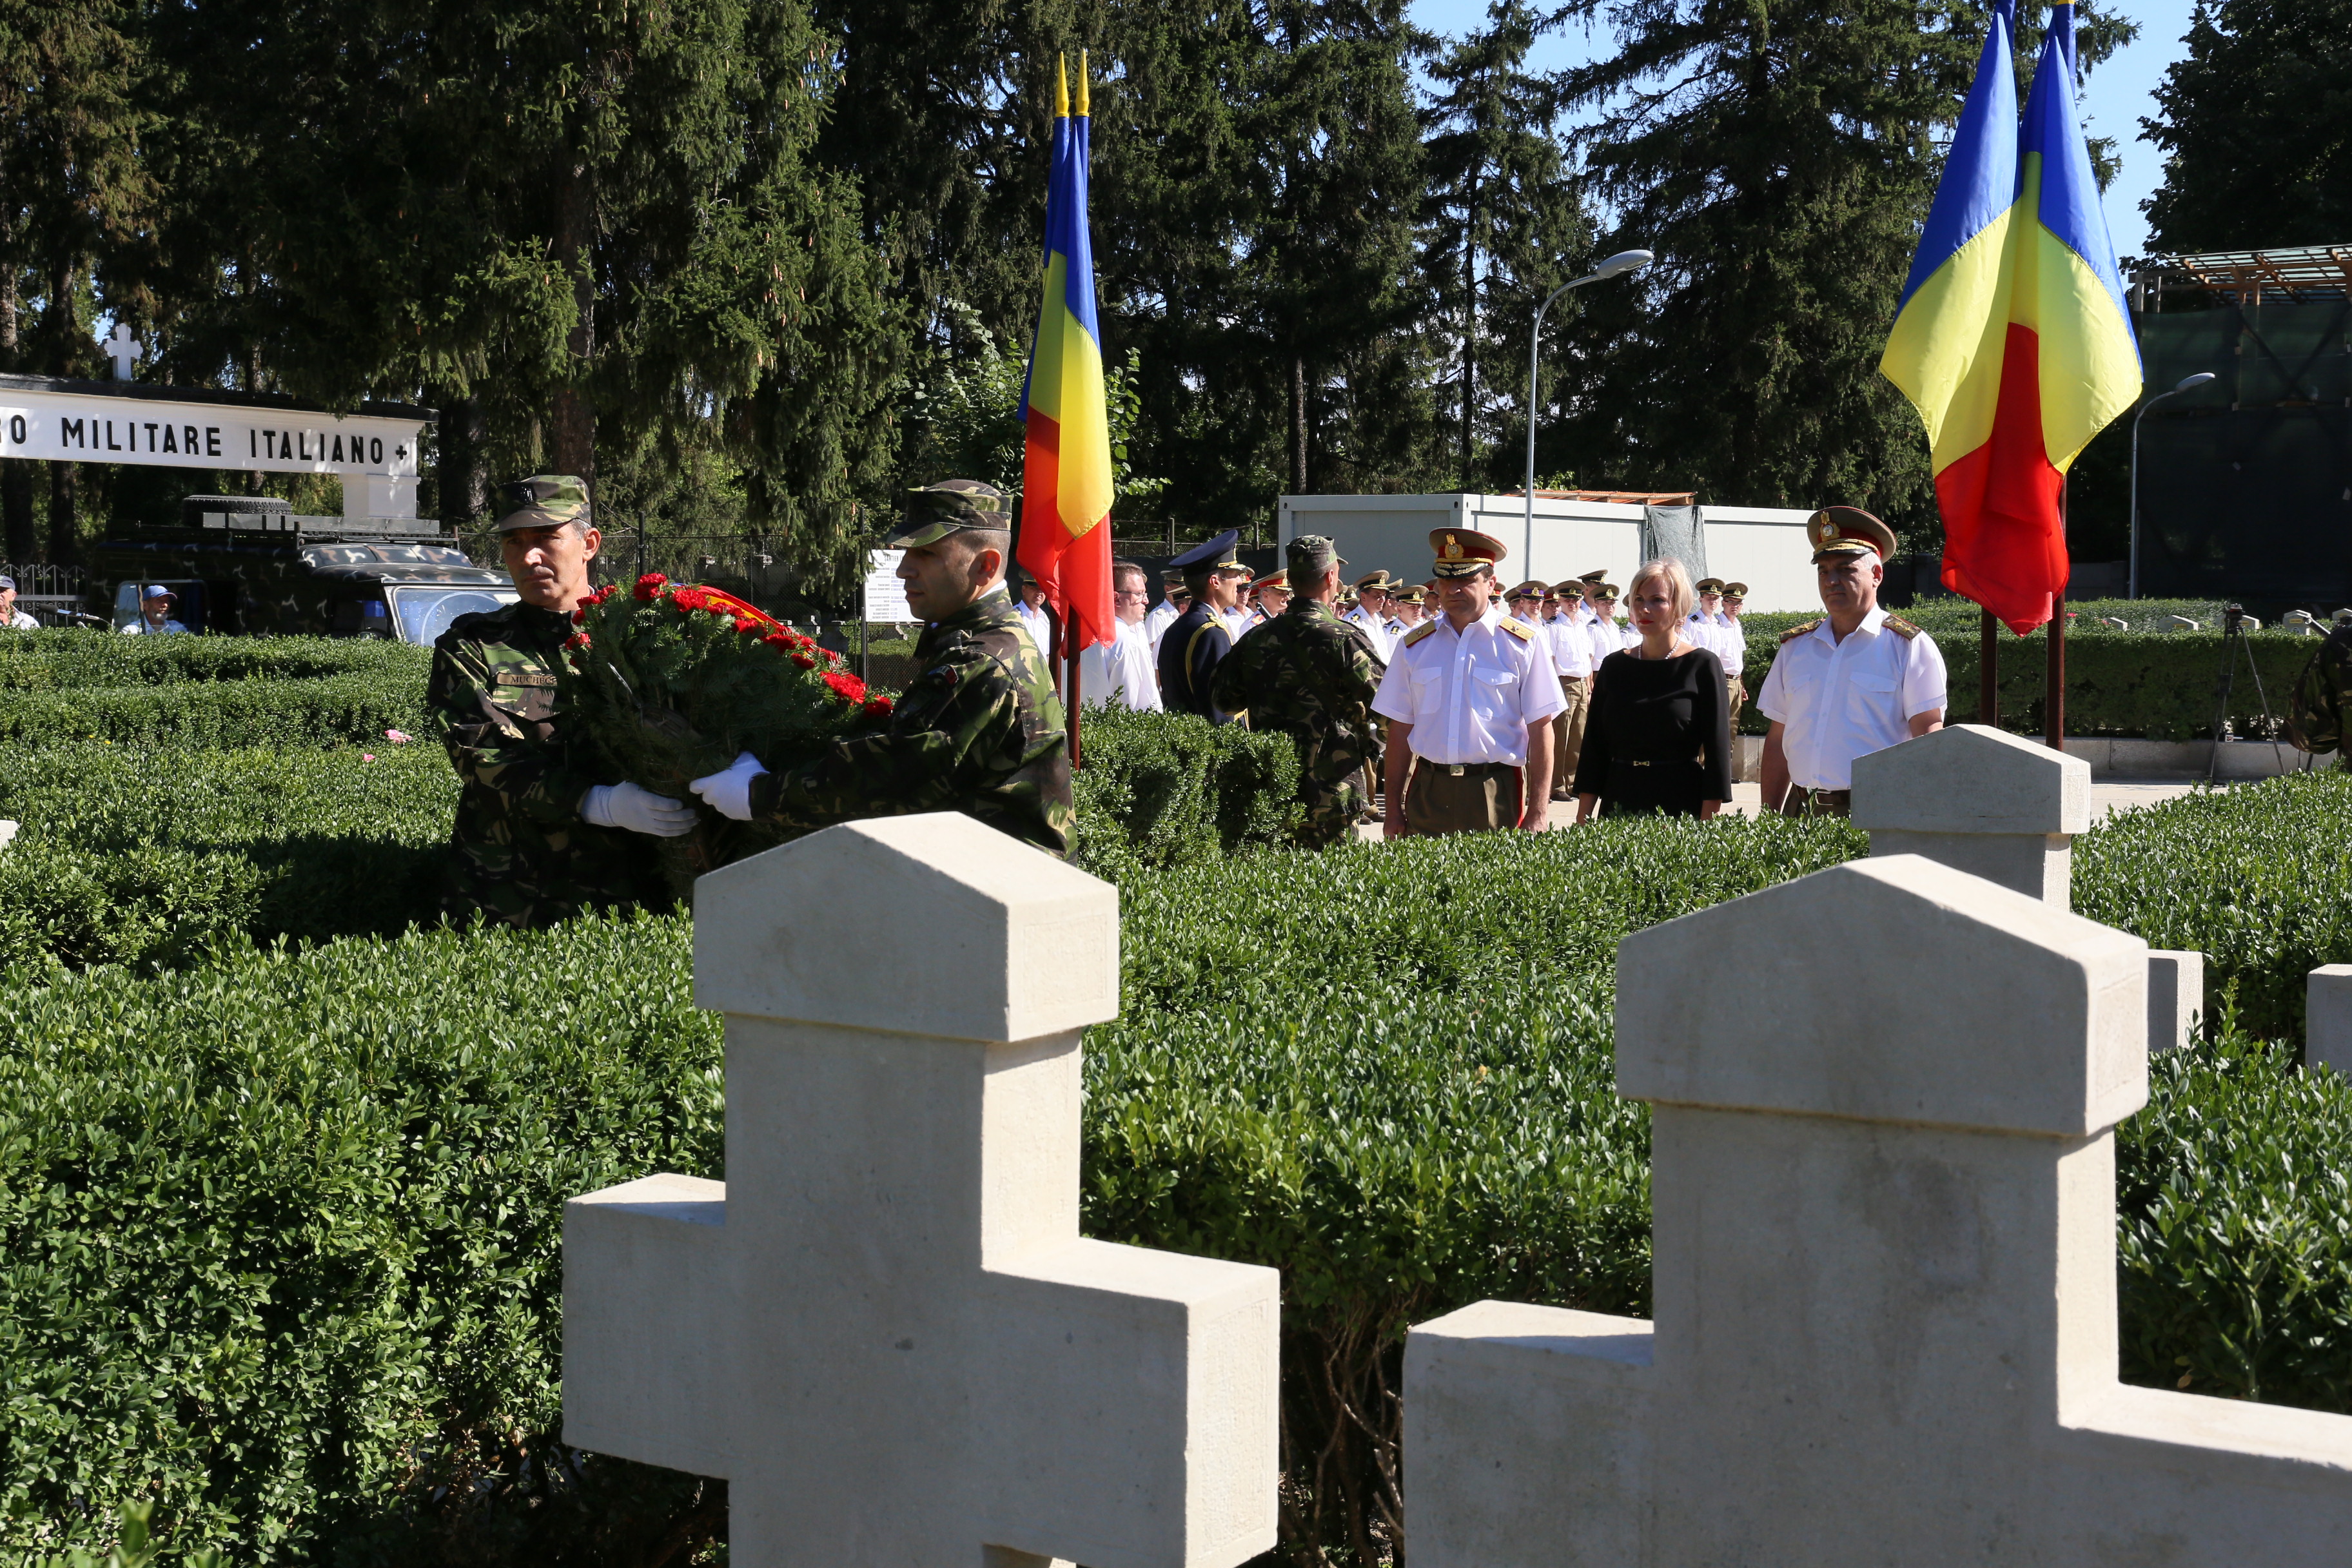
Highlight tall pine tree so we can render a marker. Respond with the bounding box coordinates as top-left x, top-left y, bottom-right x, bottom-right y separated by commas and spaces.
1421, 0, 1594, 491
